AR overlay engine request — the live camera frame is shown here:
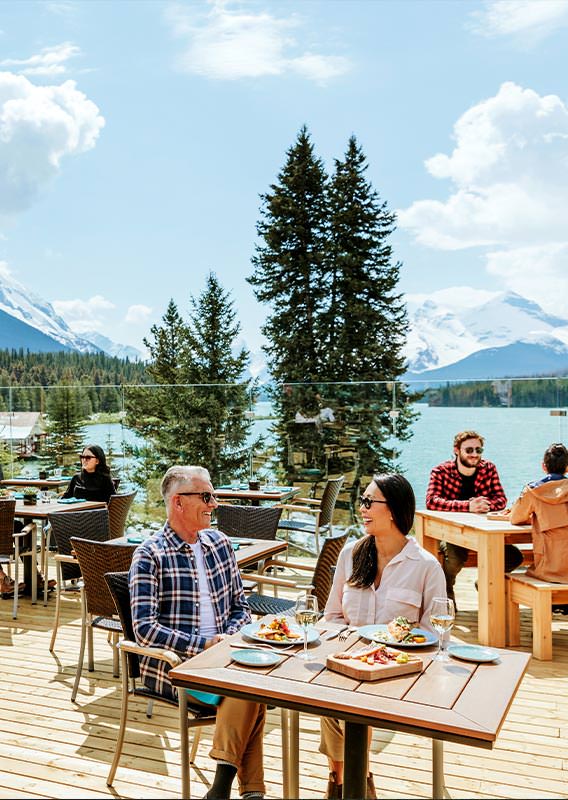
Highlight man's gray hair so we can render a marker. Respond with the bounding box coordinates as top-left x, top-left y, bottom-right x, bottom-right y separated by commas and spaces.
160, 465, 211, 505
